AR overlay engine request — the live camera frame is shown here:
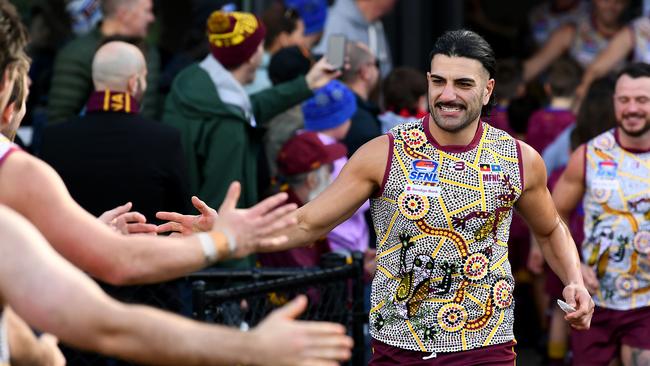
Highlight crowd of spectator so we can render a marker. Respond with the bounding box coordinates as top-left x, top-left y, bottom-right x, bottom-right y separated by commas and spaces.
6, 0, 650, 364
